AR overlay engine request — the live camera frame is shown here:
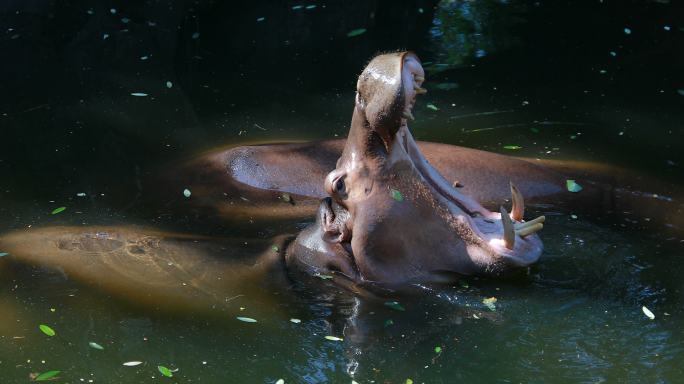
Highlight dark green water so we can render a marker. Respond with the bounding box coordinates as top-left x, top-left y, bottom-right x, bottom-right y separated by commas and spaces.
1, 1, 683, 383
